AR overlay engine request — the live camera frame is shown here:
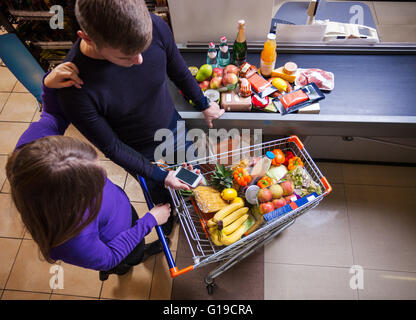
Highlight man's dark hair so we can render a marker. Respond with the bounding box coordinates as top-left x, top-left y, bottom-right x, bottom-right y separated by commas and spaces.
75, 0, 153, 55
